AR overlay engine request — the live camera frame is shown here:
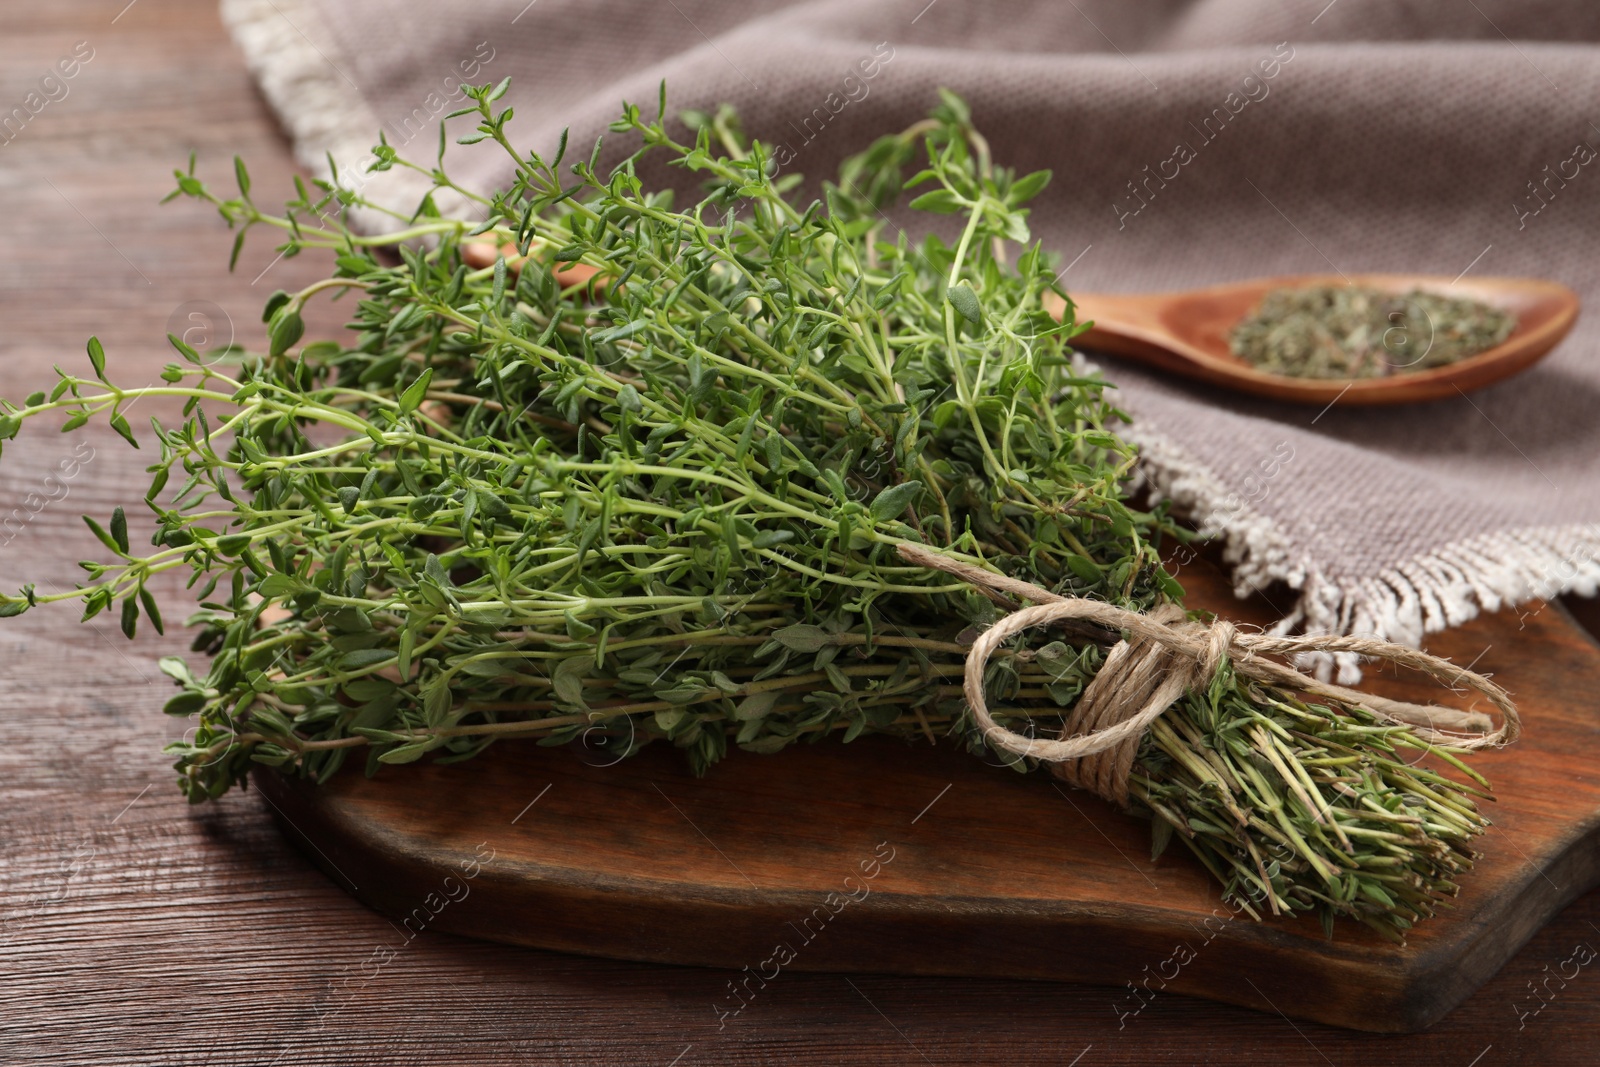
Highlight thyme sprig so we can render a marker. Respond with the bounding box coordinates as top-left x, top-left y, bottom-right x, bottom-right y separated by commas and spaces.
0, 81, 1494, 937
